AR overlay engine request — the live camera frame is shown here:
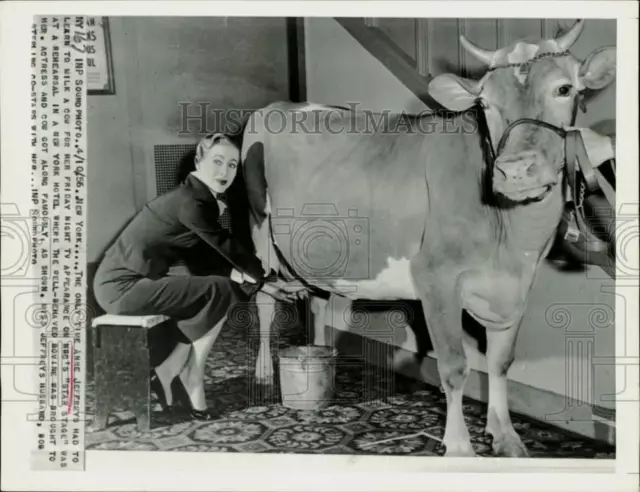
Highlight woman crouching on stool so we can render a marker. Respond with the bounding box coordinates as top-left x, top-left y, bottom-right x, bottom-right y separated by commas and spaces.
93, 132, 289, 420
